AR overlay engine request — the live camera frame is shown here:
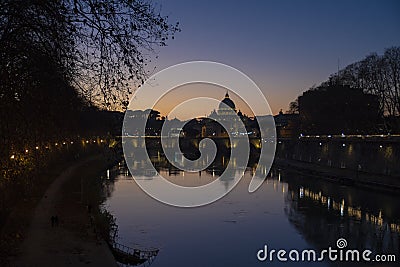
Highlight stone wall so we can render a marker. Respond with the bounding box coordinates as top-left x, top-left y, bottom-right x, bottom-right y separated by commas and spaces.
276, 137, 400, 176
